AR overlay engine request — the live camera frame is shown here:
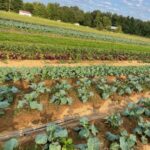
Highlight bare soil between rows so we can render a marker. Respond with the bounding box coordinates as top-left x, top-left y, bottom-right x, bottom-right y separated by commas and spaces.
0, 89, 149, 135
0, 60, 149, 67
